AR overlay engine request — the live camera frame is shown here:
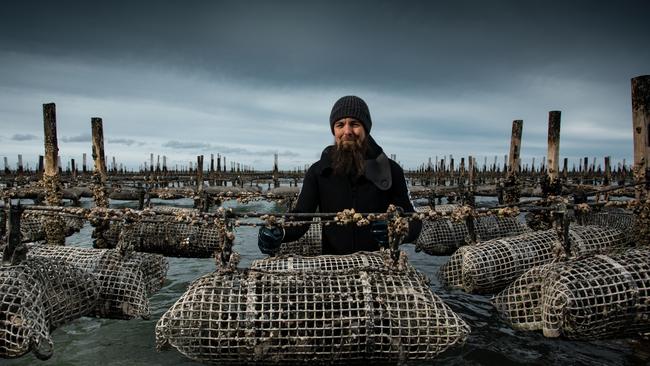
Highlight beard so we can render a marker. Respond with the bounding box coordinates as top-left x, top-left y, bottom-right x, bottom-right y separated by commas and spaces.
331, 136, 368, 177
